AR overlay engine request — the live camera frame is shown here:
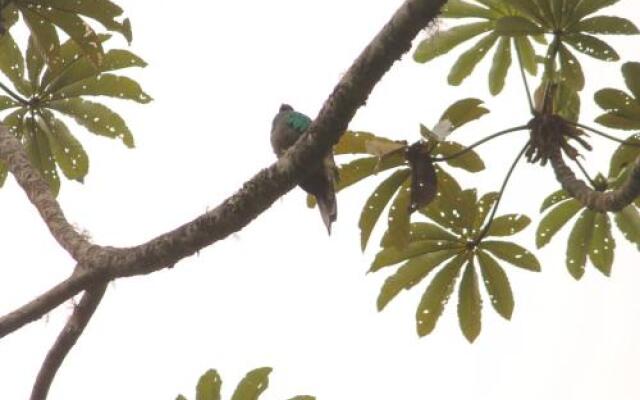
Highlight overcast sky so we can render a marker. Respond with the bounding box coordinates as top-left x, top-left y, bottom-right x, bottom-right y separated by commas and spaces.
1, 1, 640, 399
